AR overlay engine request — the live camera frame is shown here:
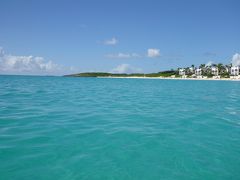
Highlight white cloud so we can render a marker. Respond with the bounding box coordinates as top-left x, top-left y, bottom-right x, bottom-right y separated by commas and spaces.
147, 48, 160, 58
110, 64, 142, 74
106, 53, 140, 59
0, 47, 4, 56
0, 47, 74, 75
206, 61, 213, 67
231, 53, 240, 66
106, 49, 162, 59
104, 37, 118, 45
